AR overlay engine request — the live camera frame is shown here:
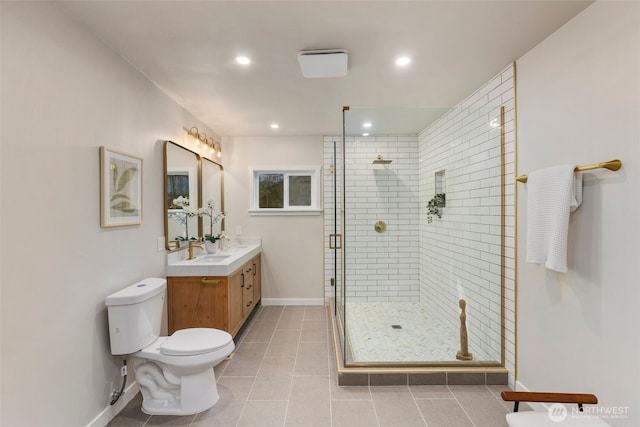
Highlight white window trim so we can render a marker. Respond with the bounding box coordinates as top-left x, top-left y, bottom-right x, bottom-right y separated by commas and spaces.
249, 166, 322, 216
